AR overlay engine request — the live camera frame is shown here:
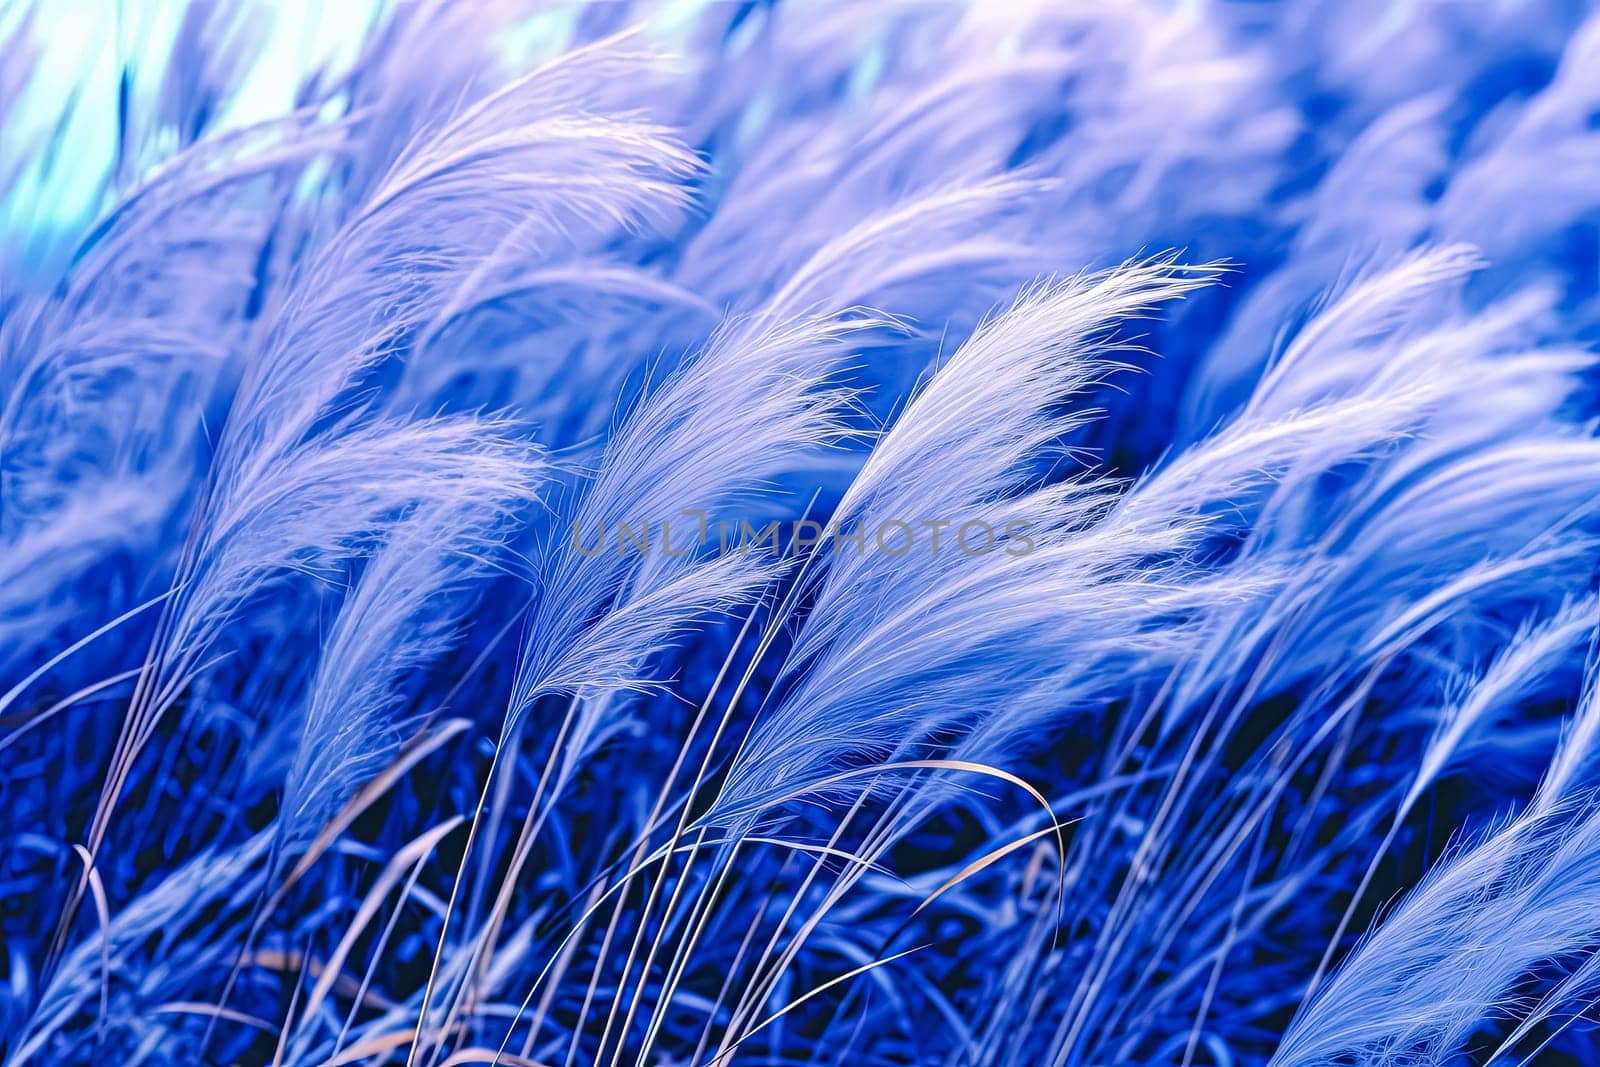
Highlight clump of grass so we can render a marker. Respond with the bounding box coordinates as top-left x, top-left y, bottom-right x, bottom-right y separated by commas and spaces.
6, 3, 1600, 1066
